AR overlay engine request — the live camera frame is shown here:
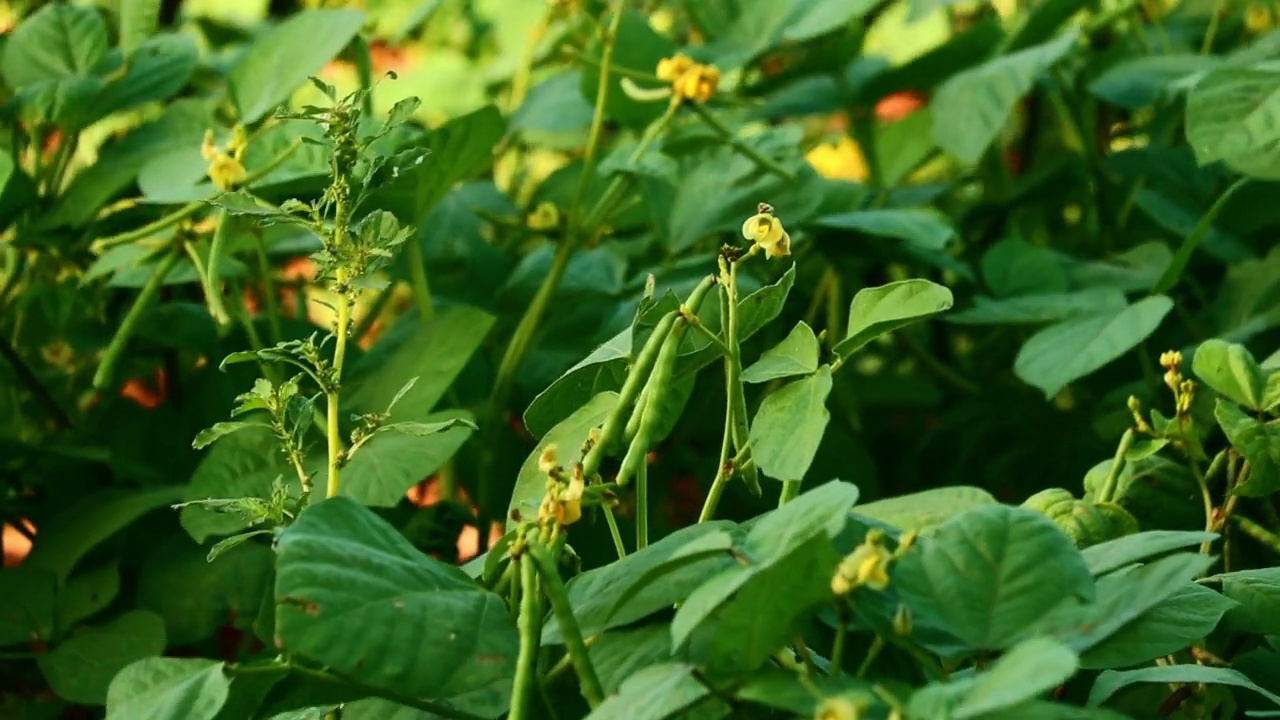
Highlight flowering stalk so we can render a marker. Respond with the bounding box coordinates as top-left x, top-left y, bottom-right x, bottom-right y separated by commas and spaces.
508, 553, 539, 720
527, 538, 604, 708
